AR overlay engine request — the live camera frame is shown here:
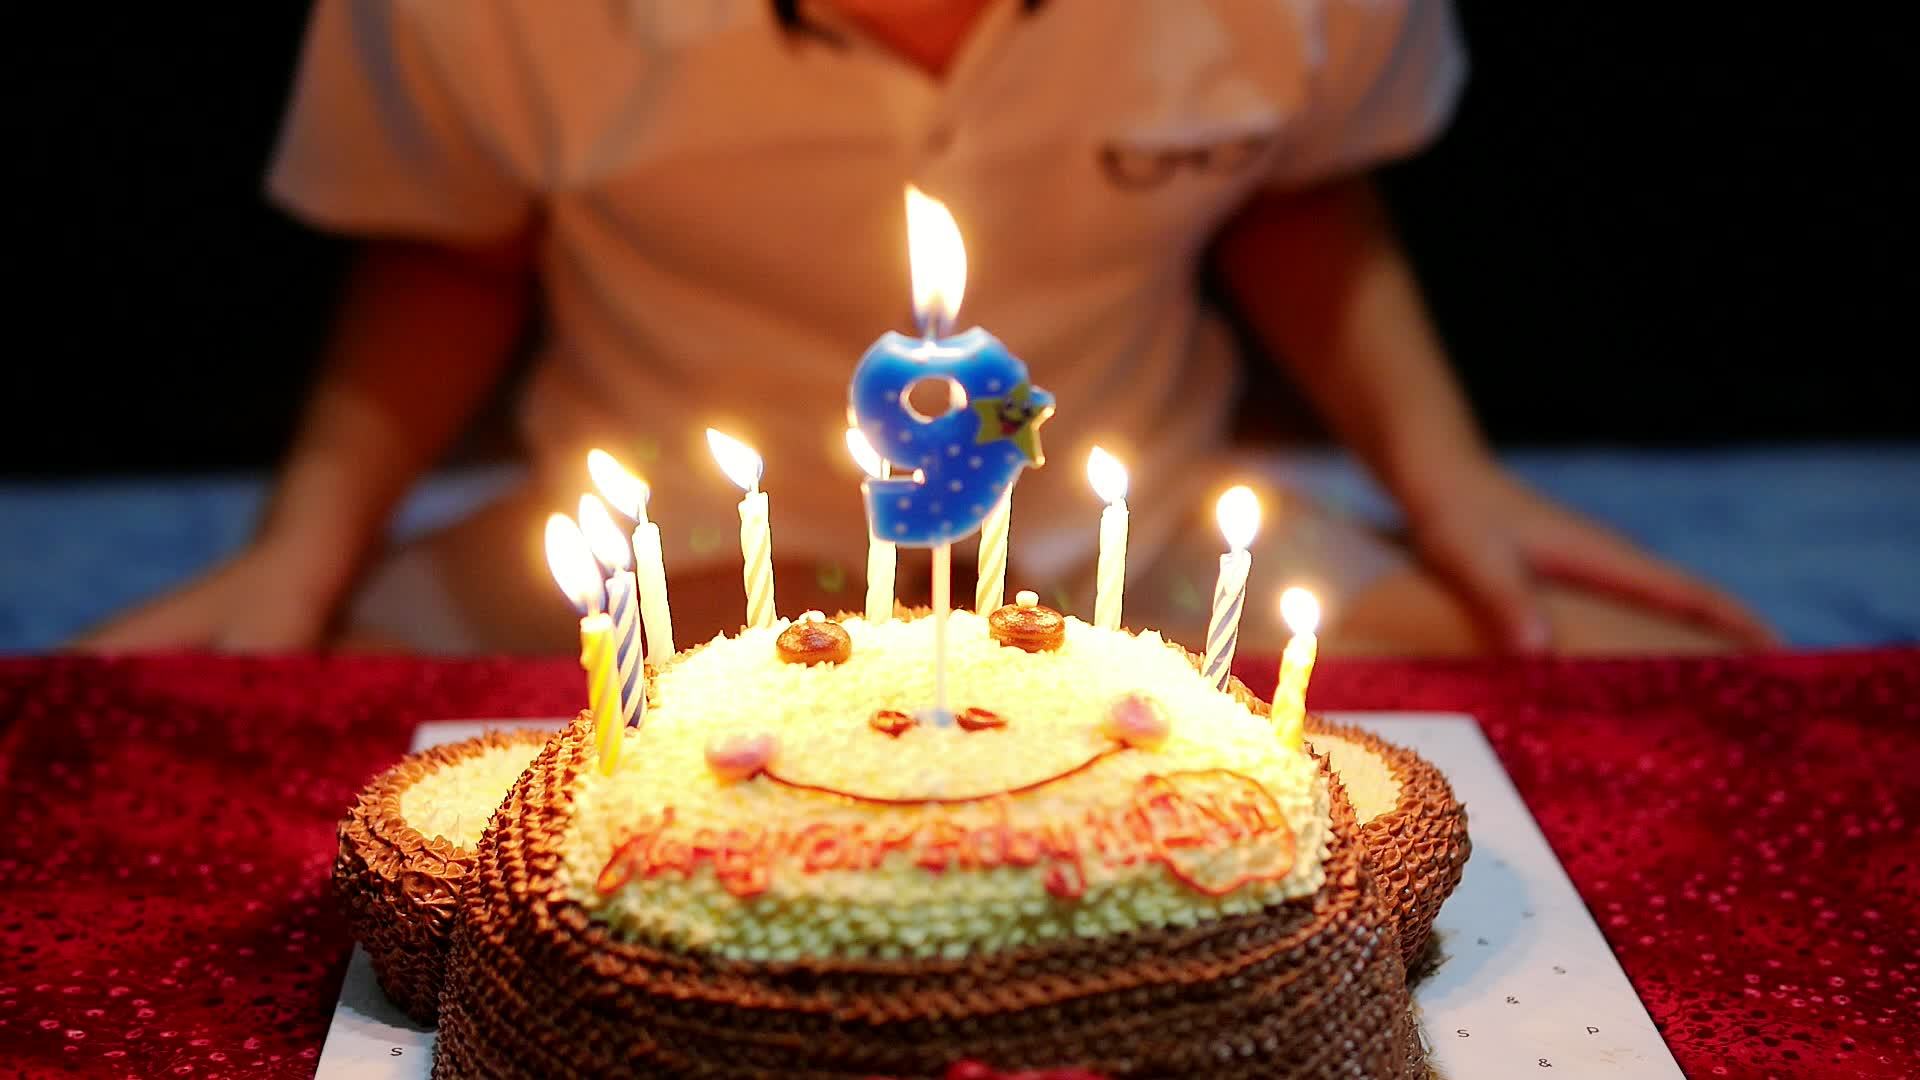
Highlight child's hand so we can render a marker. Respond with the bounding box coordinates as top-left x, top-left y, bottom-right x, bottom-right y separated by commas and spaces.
1405, 462, 1778, 653
69, 538, 346, 653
